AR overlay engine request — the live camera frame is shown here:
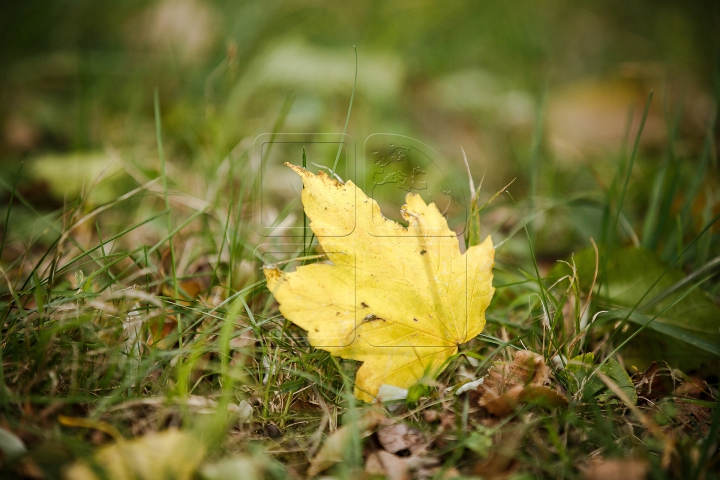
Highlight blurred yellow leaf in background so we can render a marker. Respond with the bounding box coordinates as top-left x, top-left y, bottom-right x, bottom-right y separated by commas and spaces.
64, 429, 204, 480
